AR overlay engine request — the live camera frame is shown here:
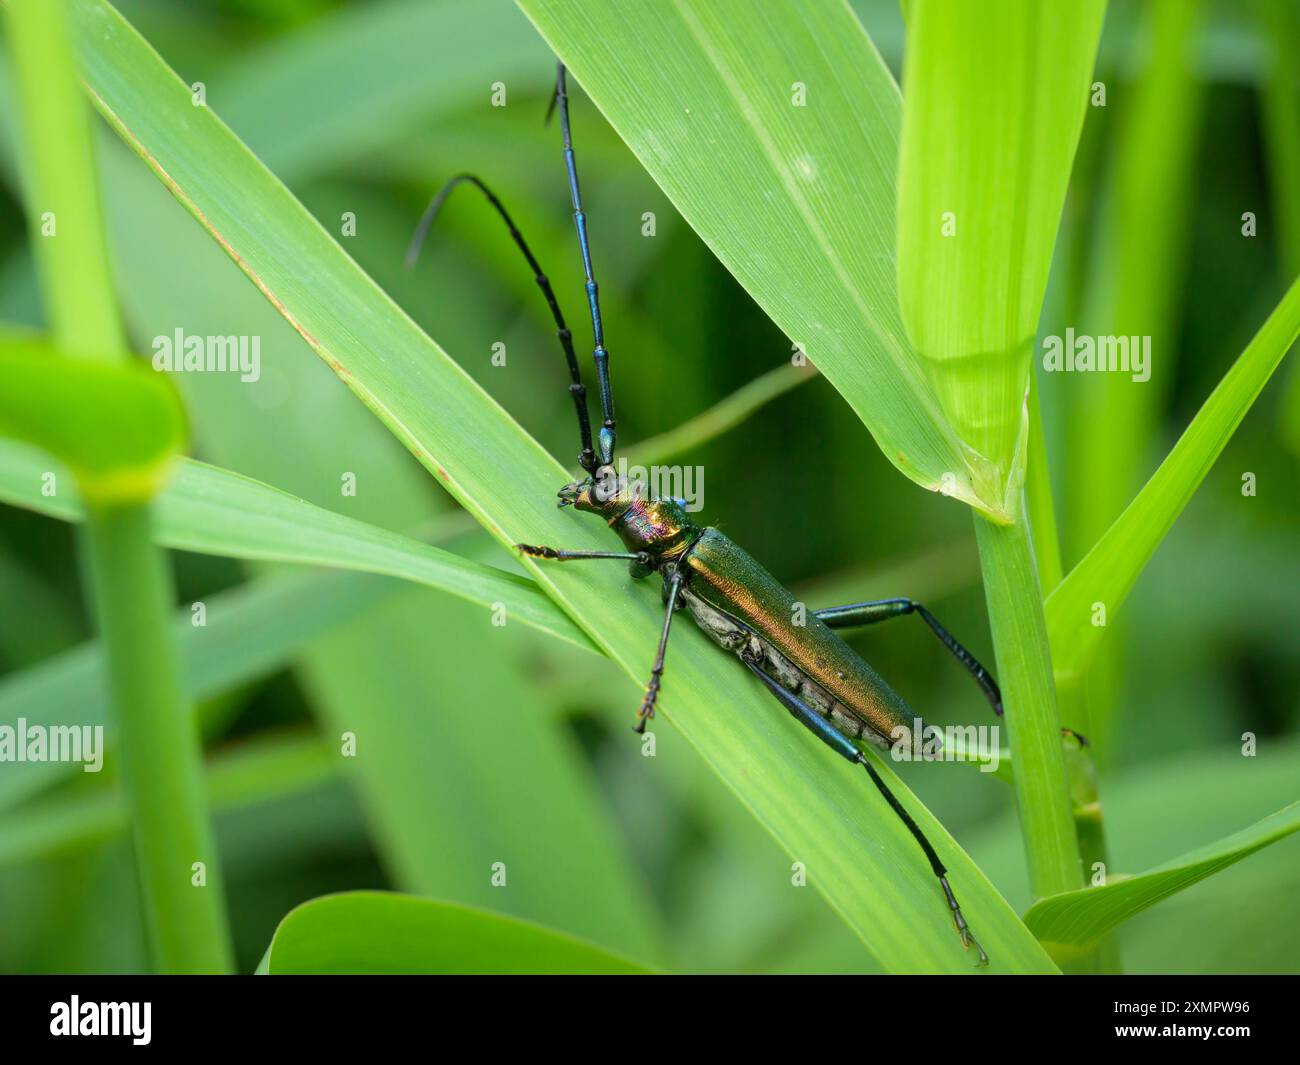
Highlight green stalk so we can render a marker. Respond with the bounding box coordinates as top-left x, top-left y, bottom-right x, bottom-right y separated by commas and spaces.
627, 362, 816, 466
83, 503, 233, 971
973, 510, 1081, 901
1025, 373, 1063, 592
6, 0, 232, 971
